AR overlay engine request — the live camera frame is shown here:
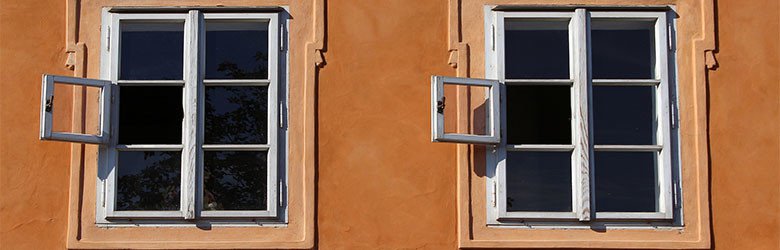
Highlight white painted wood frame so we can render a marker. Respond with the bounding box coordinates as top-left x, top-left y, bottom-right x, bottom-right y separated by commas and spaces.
483, 8, 678, 225
103, 12, 189, 219
199, 12, 280, 219
589, 11, 673, 220
431, 75, 501, 144
97, 10, 284, 222
487, 10, 584, 222
40, 74, 112, 144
